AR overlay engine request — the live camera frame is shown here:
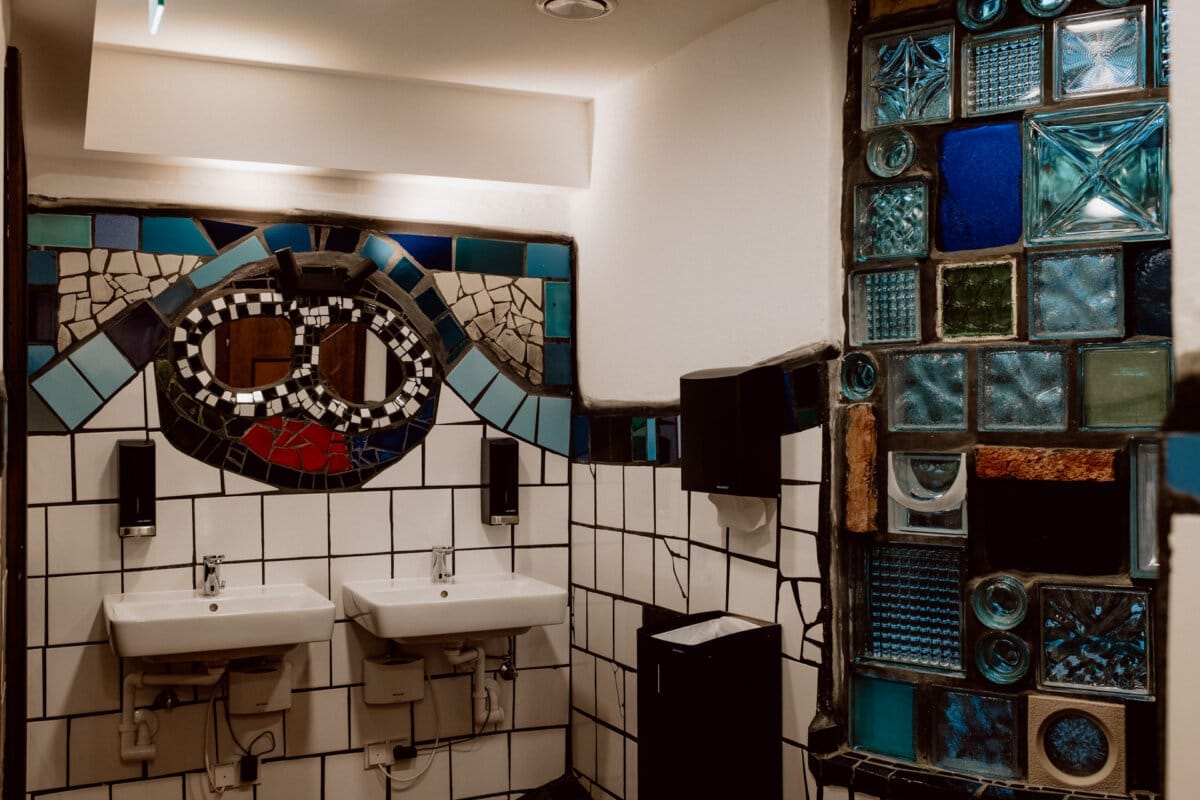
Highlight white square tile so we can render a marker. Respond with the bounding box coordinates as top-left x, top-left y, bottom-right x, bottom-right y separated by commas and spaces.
778, 584, 805, 661
689, 493, 725, 547
39, 788, 109, 800
571, 649, 596, 715
514, 666, 569, 728
200, 560, 263, 589
393, 550, 432, 578
728, 502, 778, 561
623, 466, 655, 533
73, 431, 128, 501
424, 424, 483, 486
383, 749, 451, 800
27, 719, 67, 792
596, 725, 625, 797
594, 529, 622, 595
780, 529, 820, 579
84, 372, 146, 429
456, 547, 512, 574
728, 557, 778, 622
331, 620, 388, 686
451, 732, 509, 799
518, 439, 542, 485
545, 453, 569, 484
124, 498, 193, 569
48, 572, 120, 644
111, 776, 185, 800
329, 490, 390, 555
330, 555, 391, 618
28, 435, 73, 504
28, 506, 47, 576
626, 738, 639, 800
144, 365, 160, 428
123, 566, 191, 593
69, 712, 141, 785
47, 502, 122, 574
571, 463, 595, 525
264, 493, 328, 559
28, 649, 43, 718
515, 545, 568, 588
437, 387, 477, 423
259, 756, 321, 800
516, 616, 569, 668
782, 658, 819, 745
453, 488, 511, 549
573, 587, 588, 648
653, 539, 688, 614
392, 488, 452, 552
349, 686, 413, 748
622, 533, 653, 604
415, 674, 473, 741
264, 557, 330, 597
285, 688, 348, 756
515, 485, 569, 545
195, 495, 262, 562
586, 592, 614, 659
28, 577, 45, 647
625, 671, 638, 737
595, 465, 623, 529
324, 750, 385, 800
782, 426, 824, 482
571, 525, 596, 588
596, 658, 624, 729
45, 643, 120, 716
654, 467, 686, 539
184, 771, 254, 799
149, 431, 223, 497
613, 601, 641, 668
511, 728, 567, 791
688, 545, 727, 614
362, 447, 423, 488
781, 483, 820, 531
572, 712, 596, 781
222, 470, 277, 495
